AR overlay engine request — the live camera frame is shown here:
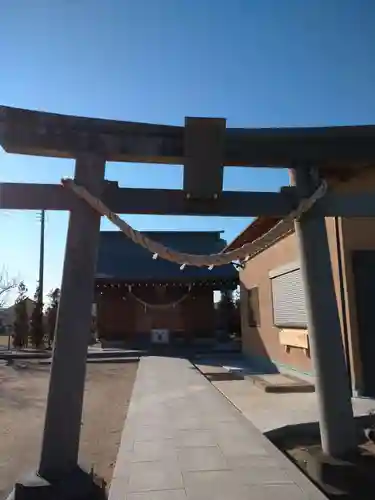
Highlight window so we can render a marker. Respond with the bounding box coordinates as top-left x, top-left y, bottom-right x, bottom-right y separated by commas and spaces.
270, 263, 307, 328
247, 287, 260, 327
